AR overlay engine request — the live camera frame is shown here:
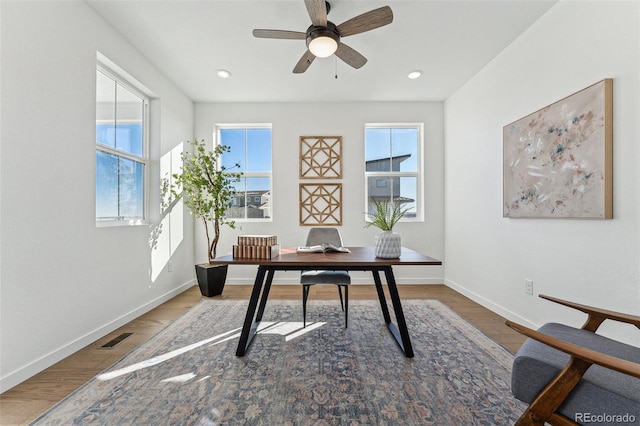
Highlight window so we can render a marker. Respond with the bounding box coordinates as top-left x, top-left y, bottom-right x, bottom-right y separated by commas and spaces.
95, 64, 148, 223
364, 124, 424, 221
217, 125, 272, 220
